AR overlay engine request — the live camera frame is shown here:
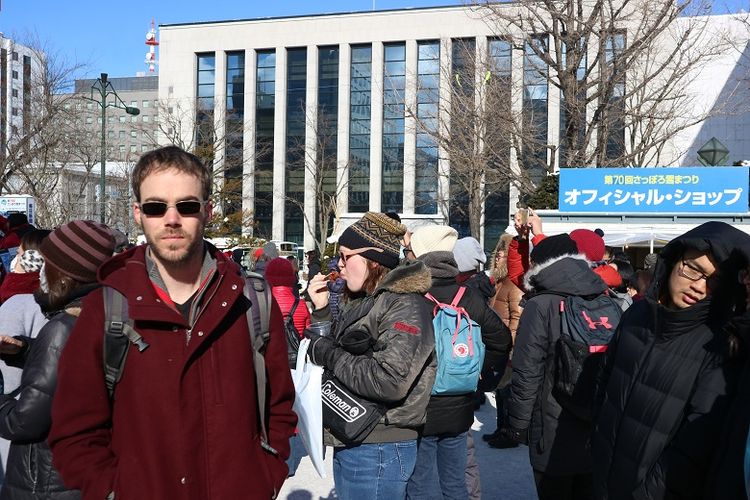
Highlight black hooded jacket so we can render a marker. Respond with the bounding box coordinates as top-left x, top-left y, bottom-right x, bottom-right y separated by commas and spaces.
592, 221, 750, 500
508, 253, 607, 474
0, 285, 97, 500
419, 252, 512, 436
